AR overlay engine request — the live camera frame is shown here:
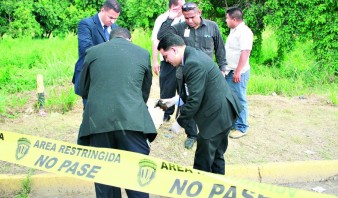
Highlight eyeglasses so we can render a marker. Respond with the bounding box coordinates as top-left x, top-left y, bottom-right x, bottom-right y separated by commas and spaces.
182, 3, 196, 11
